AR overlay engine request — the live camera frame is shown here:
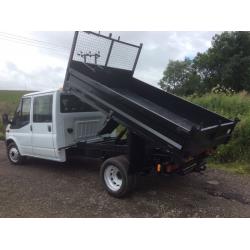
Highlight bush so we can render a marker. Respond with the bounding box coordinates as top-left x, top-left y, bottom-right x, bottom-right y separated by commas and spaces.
188, 92, 250, 163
